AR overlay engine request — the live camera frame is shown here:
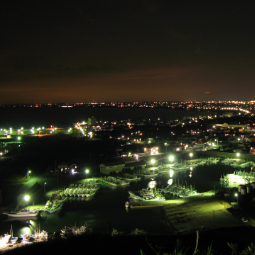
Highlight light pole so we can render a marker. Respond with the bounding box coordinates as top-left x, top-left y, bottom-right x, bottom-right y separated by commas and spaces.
24, 195, 30, 206
235, 193, 238, 203
169, 155, 174, 162
27, 170, 31, 180
164, 143, 168, 153
24, 195, 30, 202
85, 169, 89, 178
44, 182, 46, 194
